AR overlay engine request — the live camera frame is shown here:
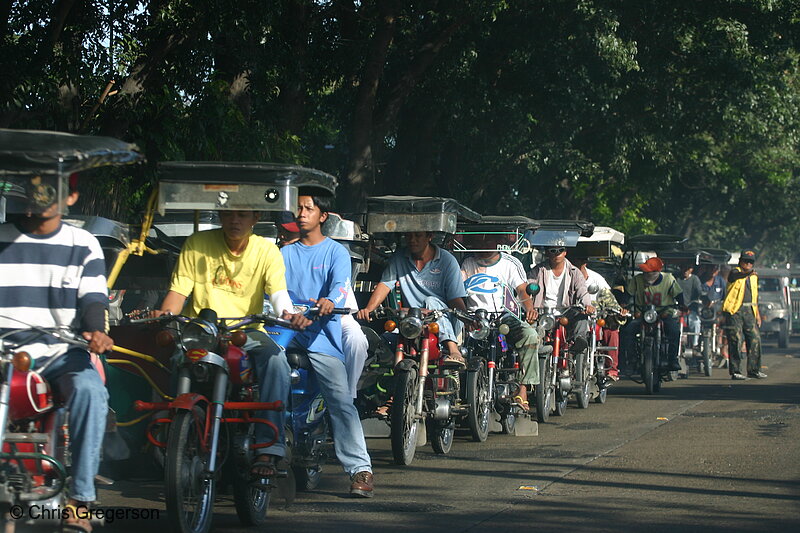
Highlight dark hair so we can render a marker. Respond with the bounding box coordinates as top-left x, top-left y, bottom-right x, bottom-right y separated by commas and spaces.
299, 190, 333, 214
